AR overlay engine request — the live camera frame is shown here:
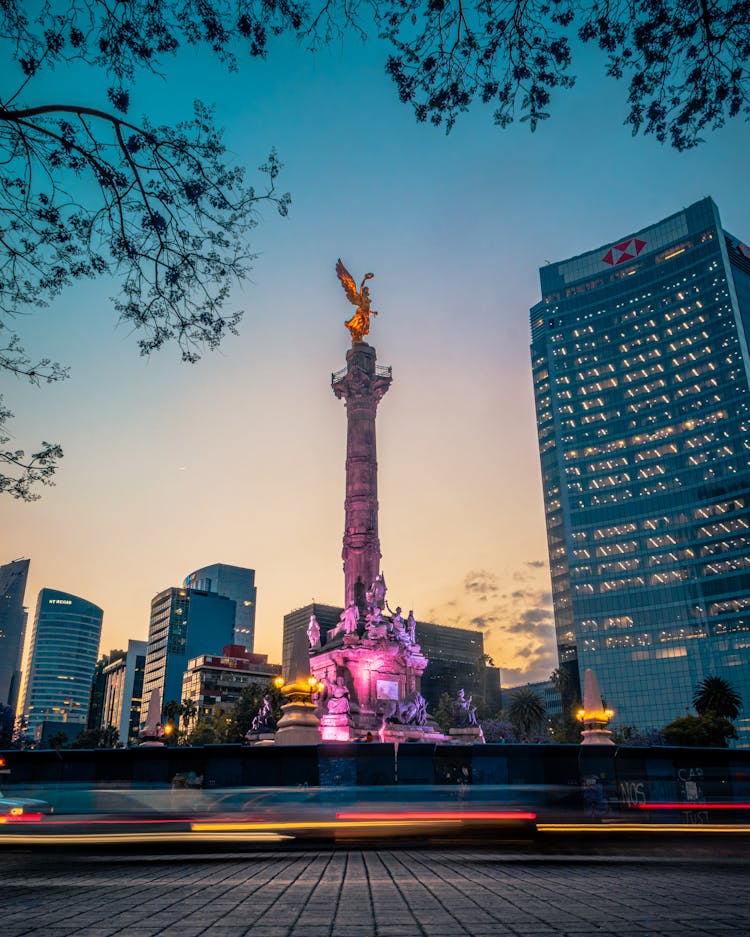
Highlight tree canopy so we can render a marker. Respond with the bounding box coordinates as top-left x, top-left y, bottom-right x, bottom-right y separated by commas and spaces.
3, 0, 748, 498
663, 712, 737, 747
1, 1, 290, 498
692, 676, 743, 720
506, 685, 547, 738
